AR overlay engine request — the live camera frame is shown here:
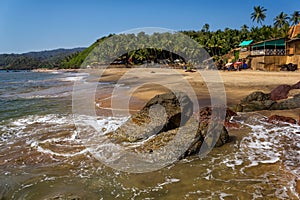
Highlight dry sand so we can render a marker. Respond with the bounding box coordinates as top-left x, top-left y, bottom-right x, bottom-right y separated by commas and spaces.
91, 68, 300, 119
